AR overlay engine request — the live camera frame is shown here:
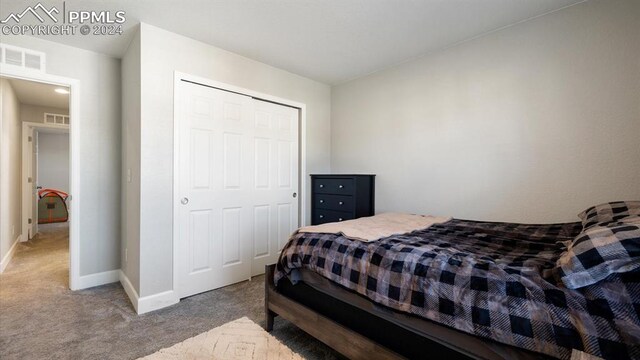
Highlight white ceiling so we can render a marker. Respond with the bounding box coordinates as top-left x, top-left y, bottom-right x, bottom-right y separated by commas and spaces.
6, 78, 70, 109
0, 0, 587, 84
